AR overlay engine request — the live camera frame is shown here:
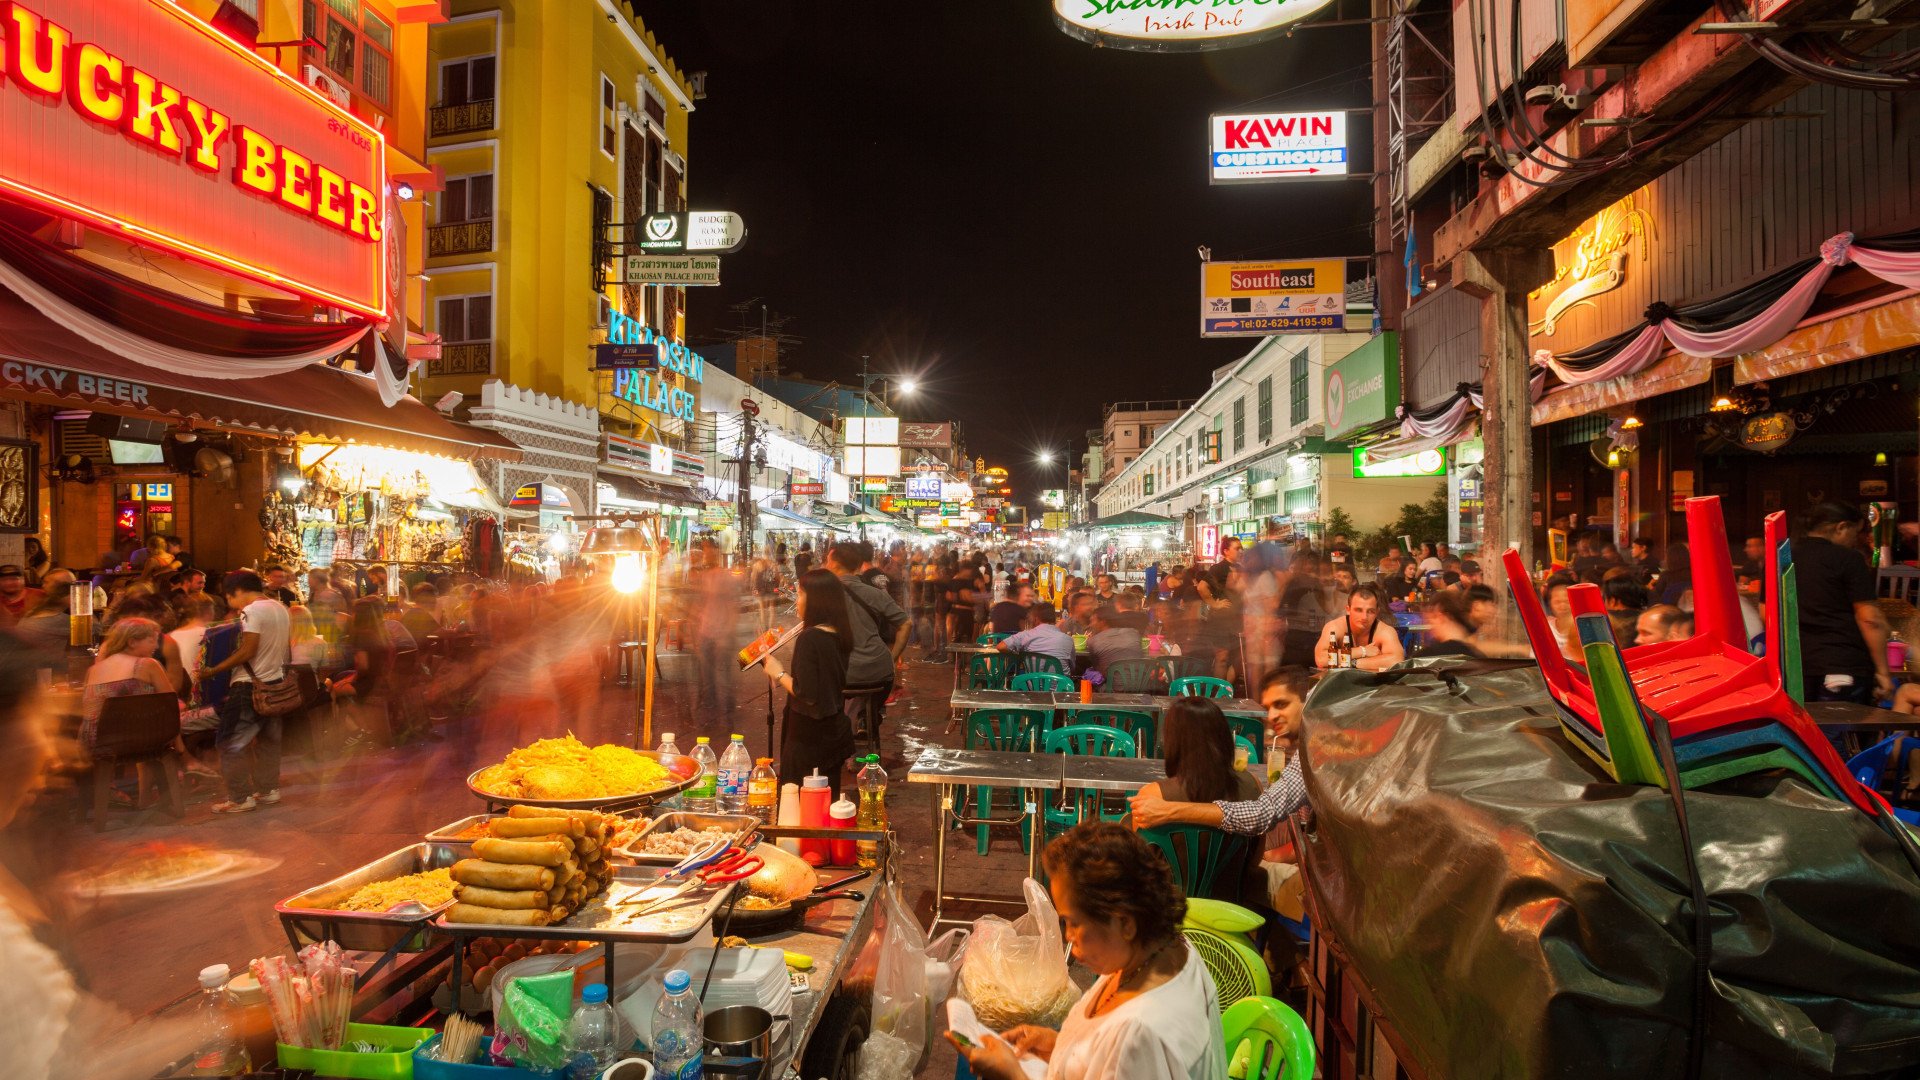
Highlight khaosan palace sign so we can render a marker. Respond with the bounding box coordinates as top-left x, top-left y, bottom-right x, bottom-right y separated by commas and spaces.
1053, 0, 1339, 51
0, 0, 387, 318
607, 308, 701, 421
